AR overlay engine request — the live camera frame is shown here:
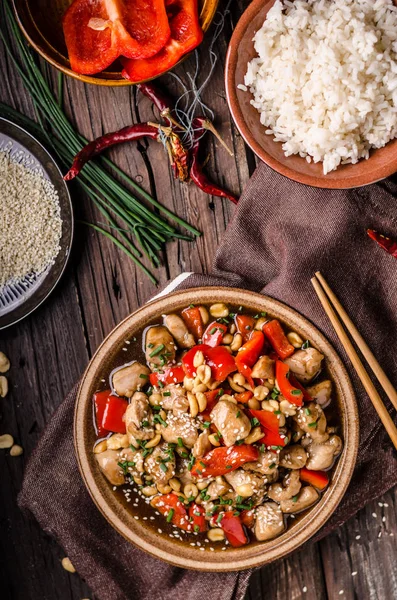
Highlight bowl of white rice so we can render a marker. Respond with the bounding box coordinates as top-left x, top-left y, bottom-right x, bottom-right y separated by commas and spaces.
225, 0, 397, 188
